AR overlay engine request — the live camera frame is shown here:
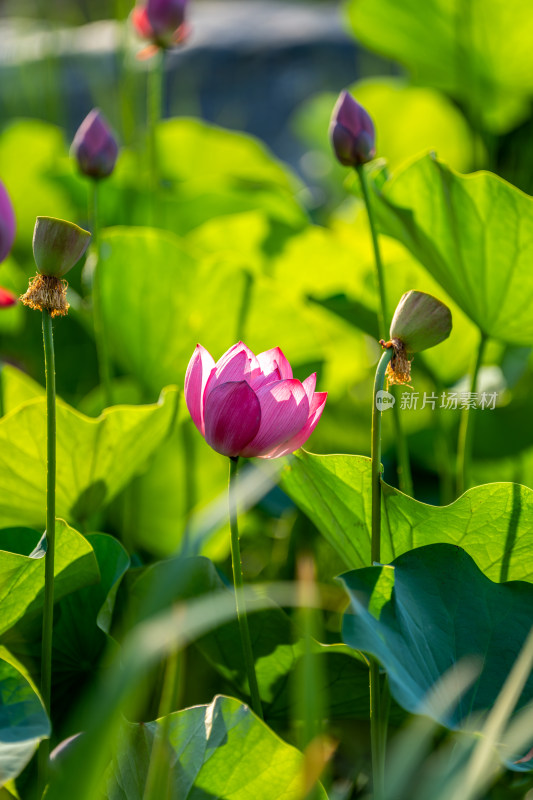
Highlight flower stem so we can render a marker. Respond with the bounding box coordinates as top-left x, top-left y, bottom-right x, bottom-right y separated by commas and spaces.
143, 647, 182, 800
235, 269, 254, 342
228, 457, 263, 719
147, 49, 164, 226
369, 347, 393, 800
37, 309, 57, 793
356, 164, 413, 497
90, 180, 113, 407
0, 362, 4, 418
372, 349, 393, 564
456, 329, 487, 497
